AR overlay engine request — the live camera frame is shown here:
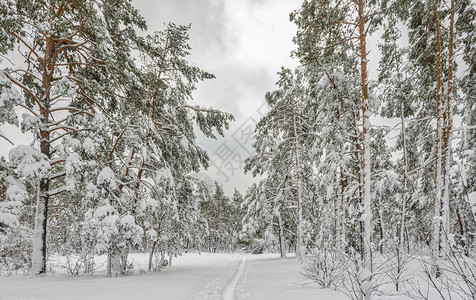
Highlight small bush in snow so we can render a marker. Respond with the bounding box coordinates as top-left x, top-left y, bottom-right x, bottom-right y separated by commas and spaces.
61, 253, 97, 276
338, 249, 387, 300
302, 247, 343, 288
